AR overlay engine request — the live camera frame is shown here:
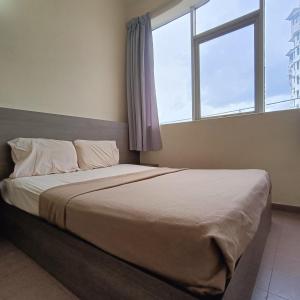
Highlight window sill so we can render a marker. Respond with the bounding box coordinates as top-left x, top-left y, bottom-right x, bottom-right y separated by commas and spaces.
159, 107, 300, 126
